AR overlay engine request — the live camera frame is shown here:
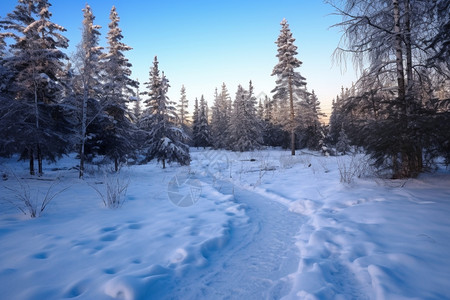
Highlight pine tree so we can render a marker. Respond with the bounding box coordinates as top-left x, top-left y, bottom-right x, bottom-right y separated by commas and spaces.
140, 56, 190, 168
132, 79, 141, 121
426, 0, 450, 66
257, 98, 264, 122
100, 5, 138, 172
193, 95, 211, 148
227, 82, 263, 152
261, 95, 283, 147
177, 85, 188, 127
210, 83, 231, 149
271, 18, 308, 155
71, 3, 104, 178
297, 90, 324, 150
336, 127, 350, 155
191, 97, 199, 147
2, 0, 71, 175
0, 24, 14, 98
